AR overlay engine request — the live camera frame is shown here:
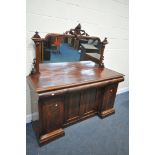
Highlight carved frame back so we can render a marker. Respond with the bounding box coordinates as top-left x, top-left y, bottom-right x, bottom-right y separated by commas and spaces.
31, 25, 108, 75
